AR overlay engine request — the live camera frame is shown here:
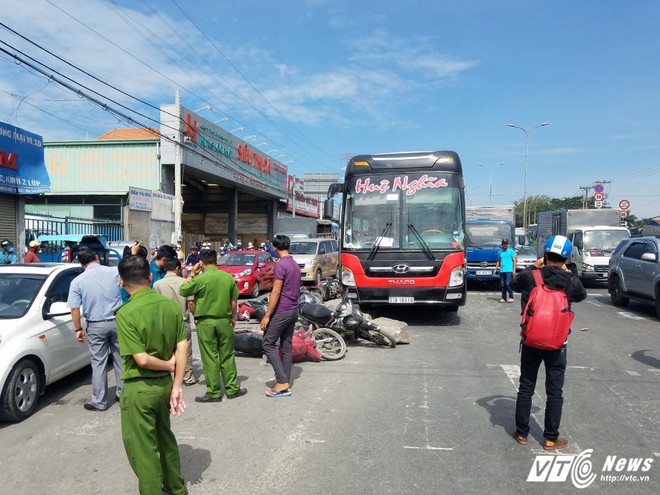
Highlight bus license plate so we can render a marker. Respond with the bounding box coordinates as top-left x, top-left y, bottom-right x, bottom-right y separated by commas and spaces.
389, 297, 414, 303
476, 270, 492, 276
